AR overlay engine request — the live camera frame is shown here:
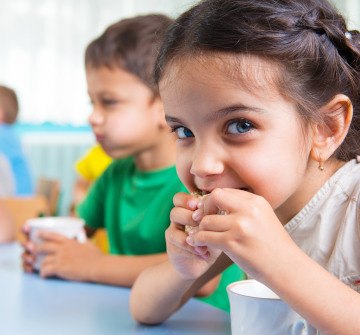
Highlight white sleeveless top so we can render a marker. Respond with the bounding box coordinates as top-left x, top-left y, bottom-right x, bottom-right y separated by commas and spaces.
284, 157, 360, 293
